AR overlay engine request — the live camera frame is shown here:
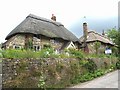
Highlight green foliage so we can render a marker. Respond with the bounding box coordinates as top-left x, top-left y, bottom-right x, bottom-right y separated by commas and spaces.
117, 31, 120, 57
94, 41, 101, 54
1, 49, 38, 59
43, 44, 52, 49
28, 39, 33, 50
0, 50, 3, 58
111, 46, 118, 56
87, 53, 116, 59
106, 28, 119, 45
38, 72, 46, 89
116, 60, 120, 69
68, 49, 84, 59
1, 48, 57, 59
83, 60, 97, 73
1, 48, 85, 59
71, 69, 105, 83
106, 29, 120, 58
